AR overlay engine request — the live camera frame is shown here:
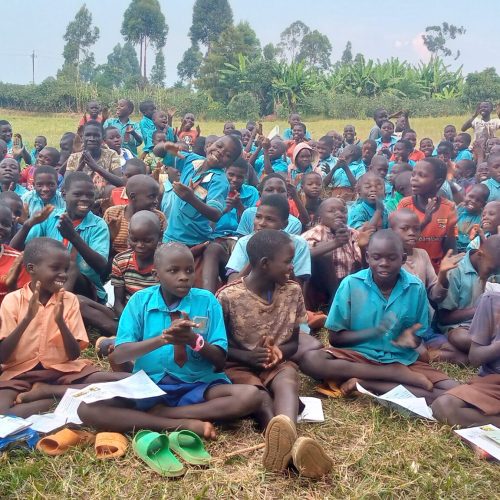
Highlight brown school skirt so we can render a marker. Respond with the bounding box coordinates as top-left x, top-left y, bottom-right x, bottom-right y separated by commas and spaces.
446, 374, 500, 416
324, 347, 450, 384
0, 364, 101, 392
324, 186, 356, 202
225, 360, 298, 389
